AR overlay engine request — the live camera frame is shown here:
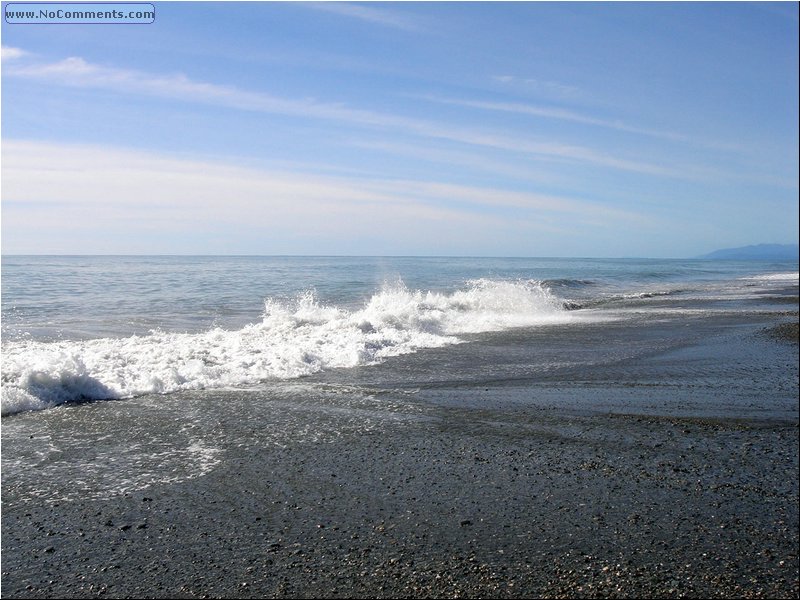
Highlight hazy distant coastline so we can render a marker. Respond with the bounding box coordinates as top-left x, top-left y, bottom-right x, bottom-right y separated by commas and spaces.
697, 244, 799, 261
